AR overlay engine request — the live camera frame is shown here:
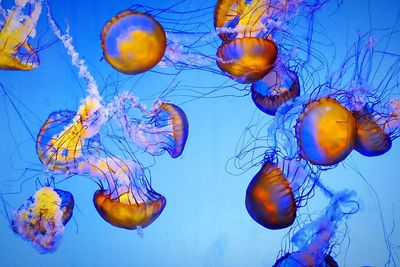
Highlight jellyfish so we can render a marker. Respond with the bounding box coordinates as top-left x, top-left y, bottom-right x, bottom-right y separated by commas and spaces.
213, 0, 326, 83
295, 97, 357, 166
245, 161, 296, 230
0, 0, 42, 70
36, 97, 107, 173
273, 190, 359, 266
100, 10, 166, 75
216, 37, 278, 83
214, 0, 312, 42
251, 64, 300, 115
11, 187, 74, 253
109, 93, 189, 158
82, 157, 166, 230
